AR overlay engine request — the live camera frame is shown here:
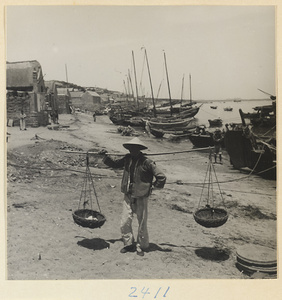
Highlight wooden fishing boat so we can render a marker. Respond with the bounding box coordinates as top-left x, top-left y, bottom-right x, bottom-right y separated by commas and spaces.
208, 118, 222, 127
189, 133, 214, 148
178, 104, 202, 118
224, 107, 233, 111
224, 109, 276, 179
225, 126, 276, 179
149, 127, 165, 138
210, 106, 217, 109
148, 117, 192, 130
188, 130, 225, 148
241, 103, 276, 128
149, 124, 195, 138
